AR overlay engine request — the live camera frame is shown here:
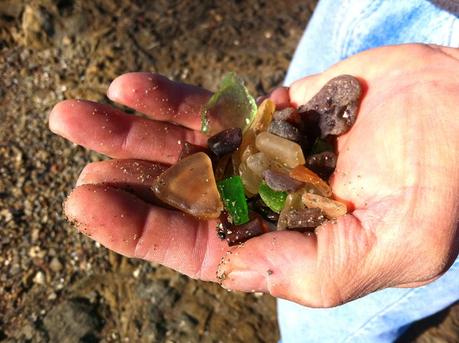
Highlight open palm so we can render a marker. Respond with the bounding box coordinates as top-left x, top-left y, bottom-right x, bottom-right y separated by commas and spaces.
50, 44, 459, 307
